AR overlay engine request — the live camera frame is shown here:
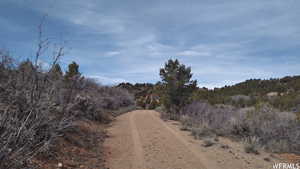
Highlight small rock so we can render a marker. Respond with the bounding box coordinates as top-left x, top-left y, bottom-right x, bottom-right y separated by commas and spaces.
58, 162, 63, 168
264, 157, 271, 162
202, 139, 215, 147
220, 144, 230, 149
